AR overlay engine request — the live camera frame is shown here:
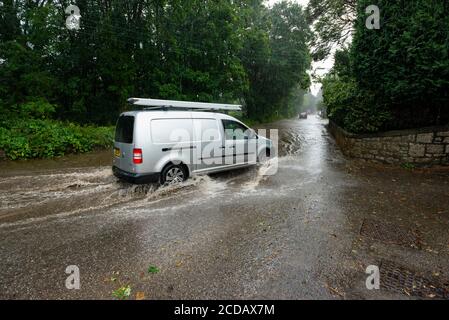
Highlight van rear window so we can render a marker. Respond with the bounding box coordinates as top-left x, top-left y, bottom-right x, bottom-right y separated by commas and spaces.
115, 115, 134, 144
